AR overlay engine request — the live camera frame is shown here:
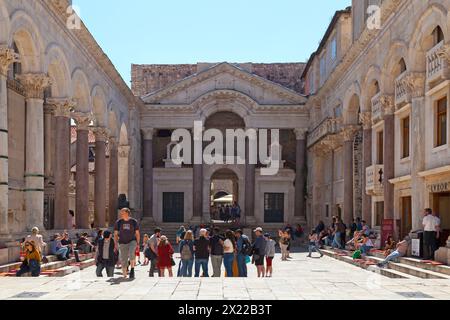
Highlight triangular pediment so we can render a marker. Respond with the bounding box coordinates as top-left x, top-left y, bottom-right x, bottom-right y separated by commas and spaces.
141, 62, 307, 105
